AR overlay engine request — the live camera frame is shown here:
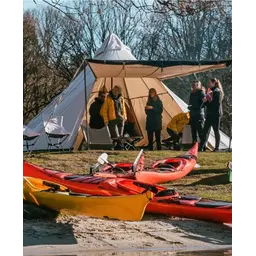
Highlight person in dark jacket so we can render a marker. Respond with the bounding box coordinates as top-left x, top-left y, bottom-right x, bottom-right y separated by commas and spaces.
145, 88, 163, 150
89, 91, 106, 129
188, 80, 206, 144
199, 78, 224, 152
